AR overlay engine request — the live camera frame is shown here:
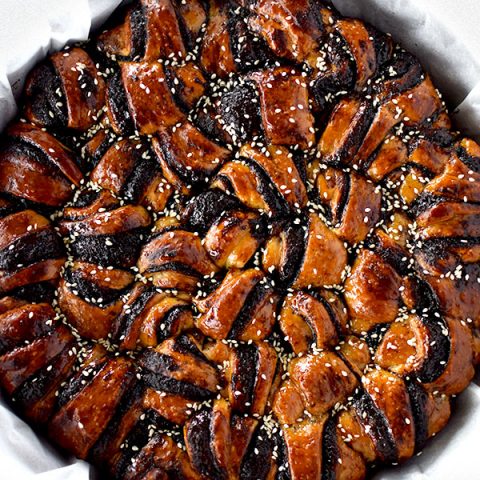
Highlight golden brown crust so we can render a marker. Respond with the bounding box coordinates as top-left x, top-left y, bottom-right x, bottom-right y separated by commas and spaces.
345, 250, 402, 334
250, 67, 315, 149
118, 61, 185, 135
0, 1, 478, 479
